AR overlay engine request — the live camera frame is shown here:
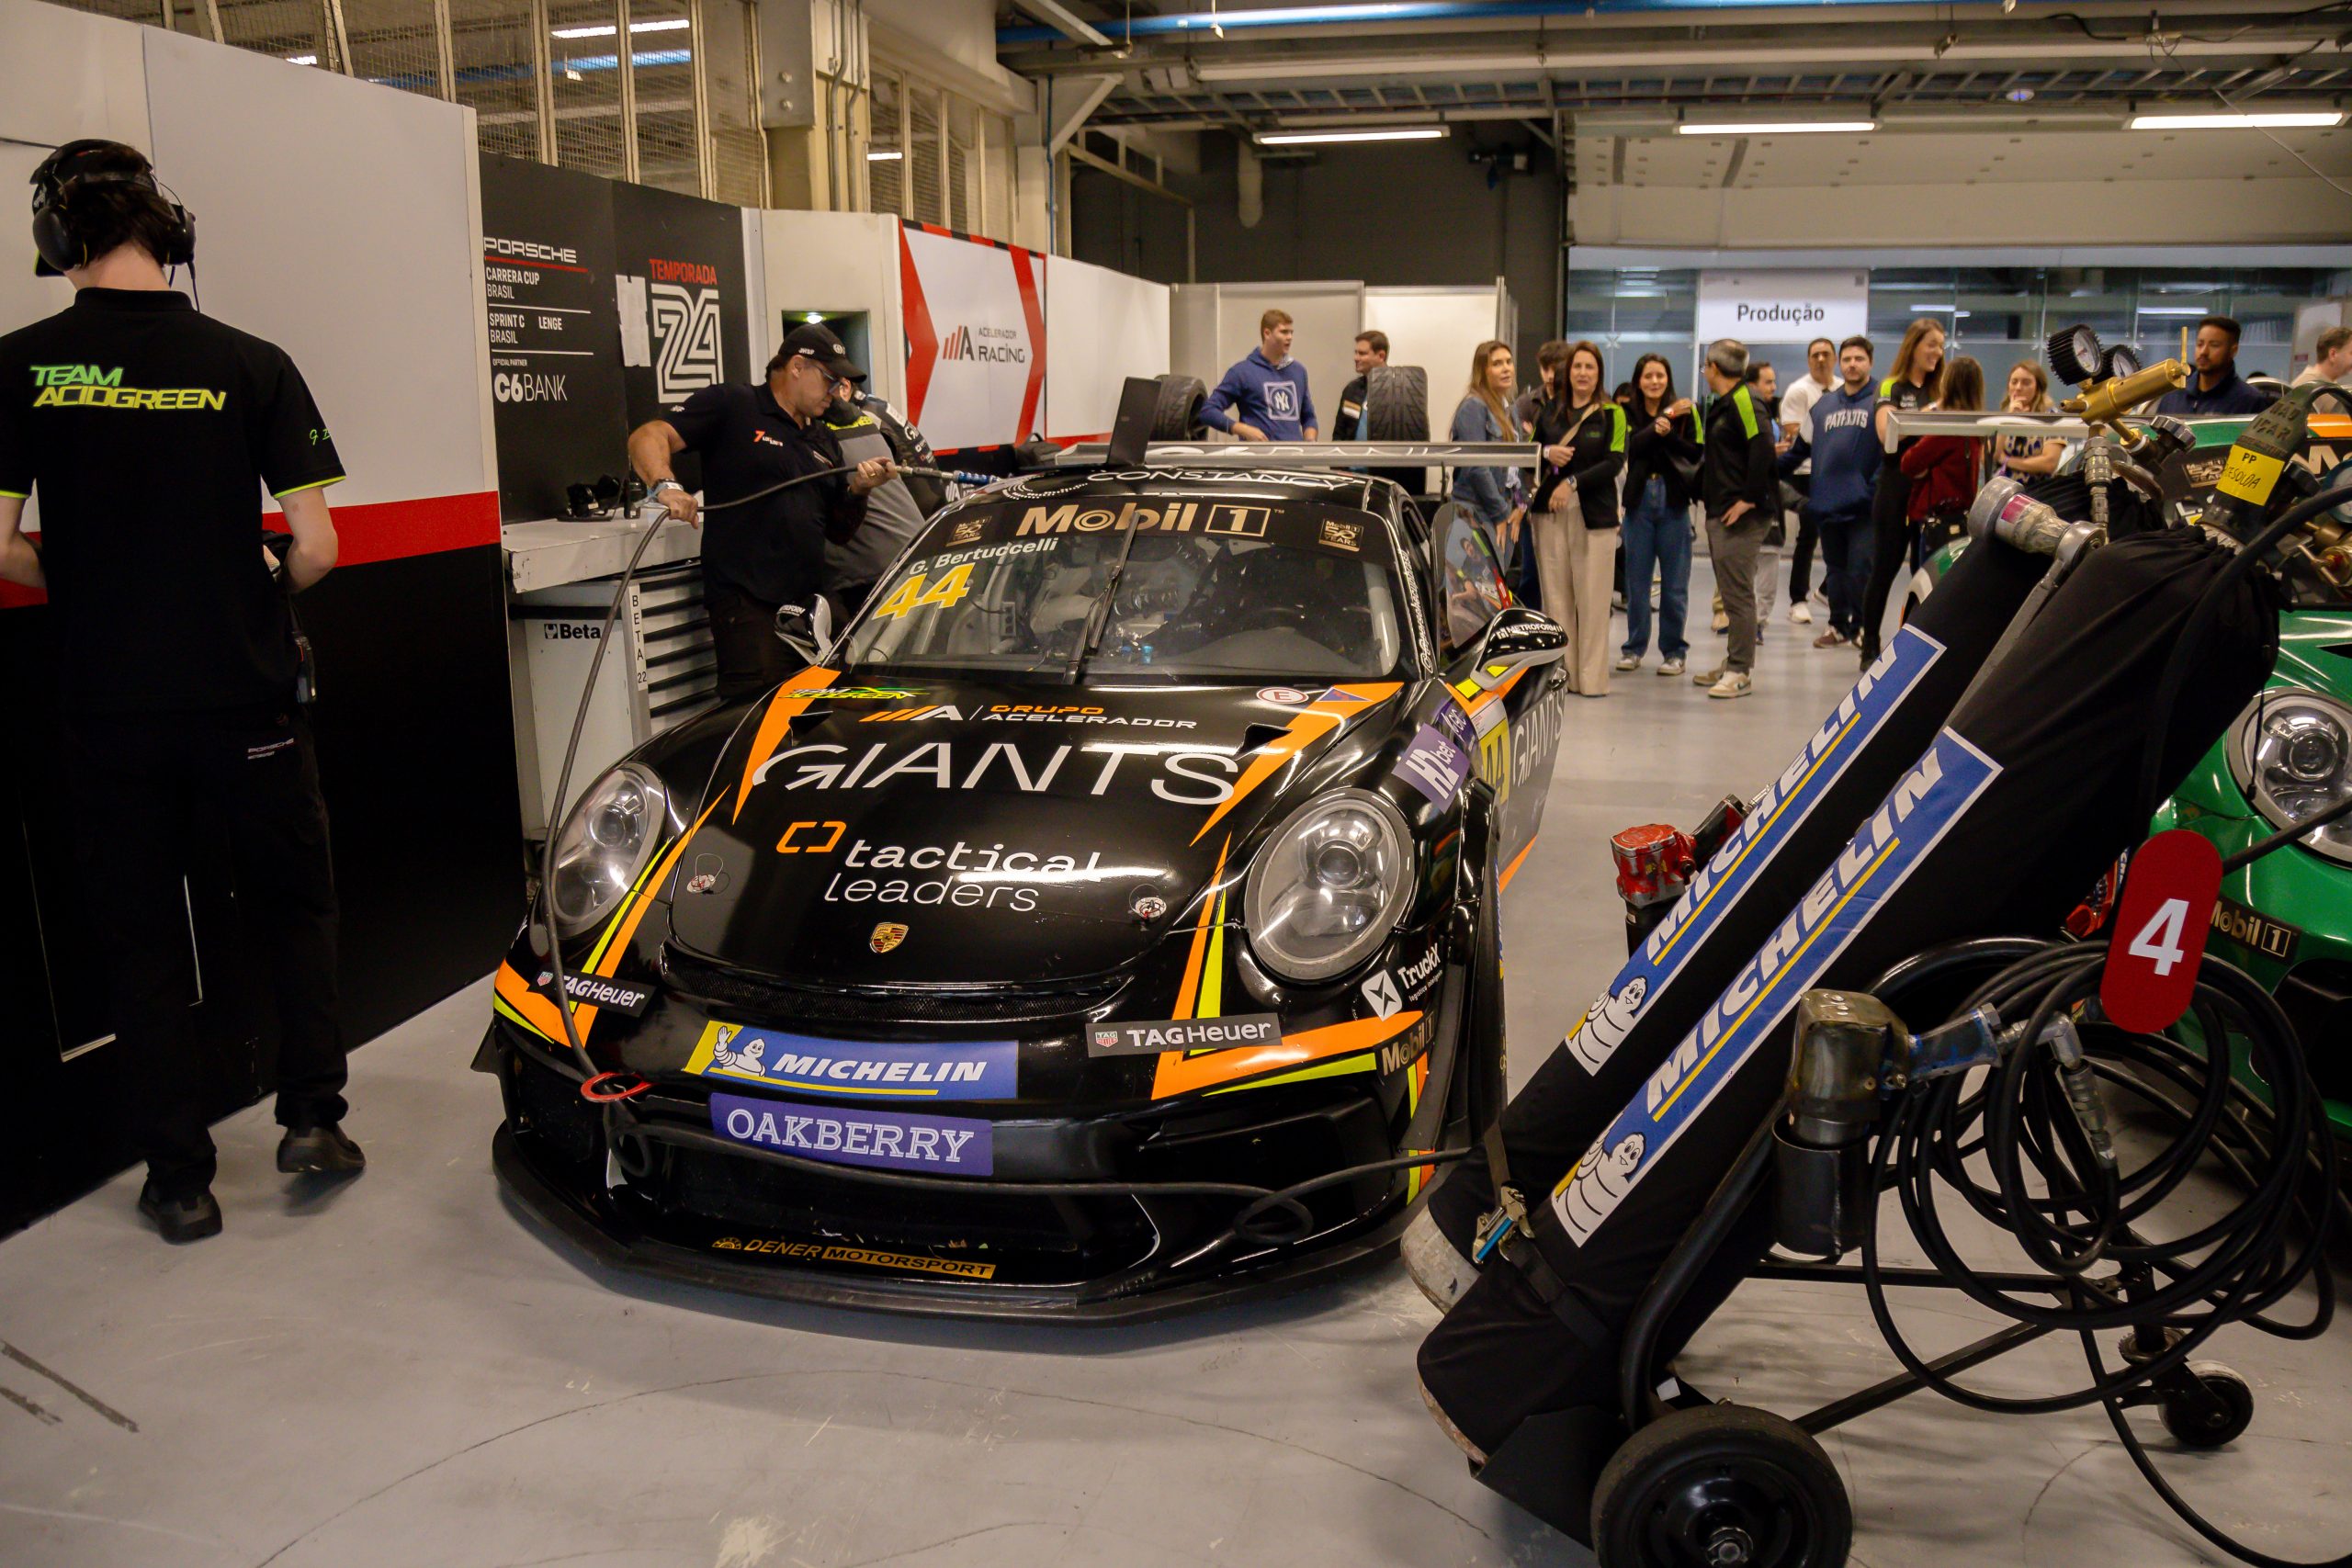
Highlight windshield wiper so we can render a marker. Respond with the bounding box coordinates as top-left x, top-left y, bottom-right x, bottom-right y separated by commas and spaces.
1066, 517, 1146, 687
